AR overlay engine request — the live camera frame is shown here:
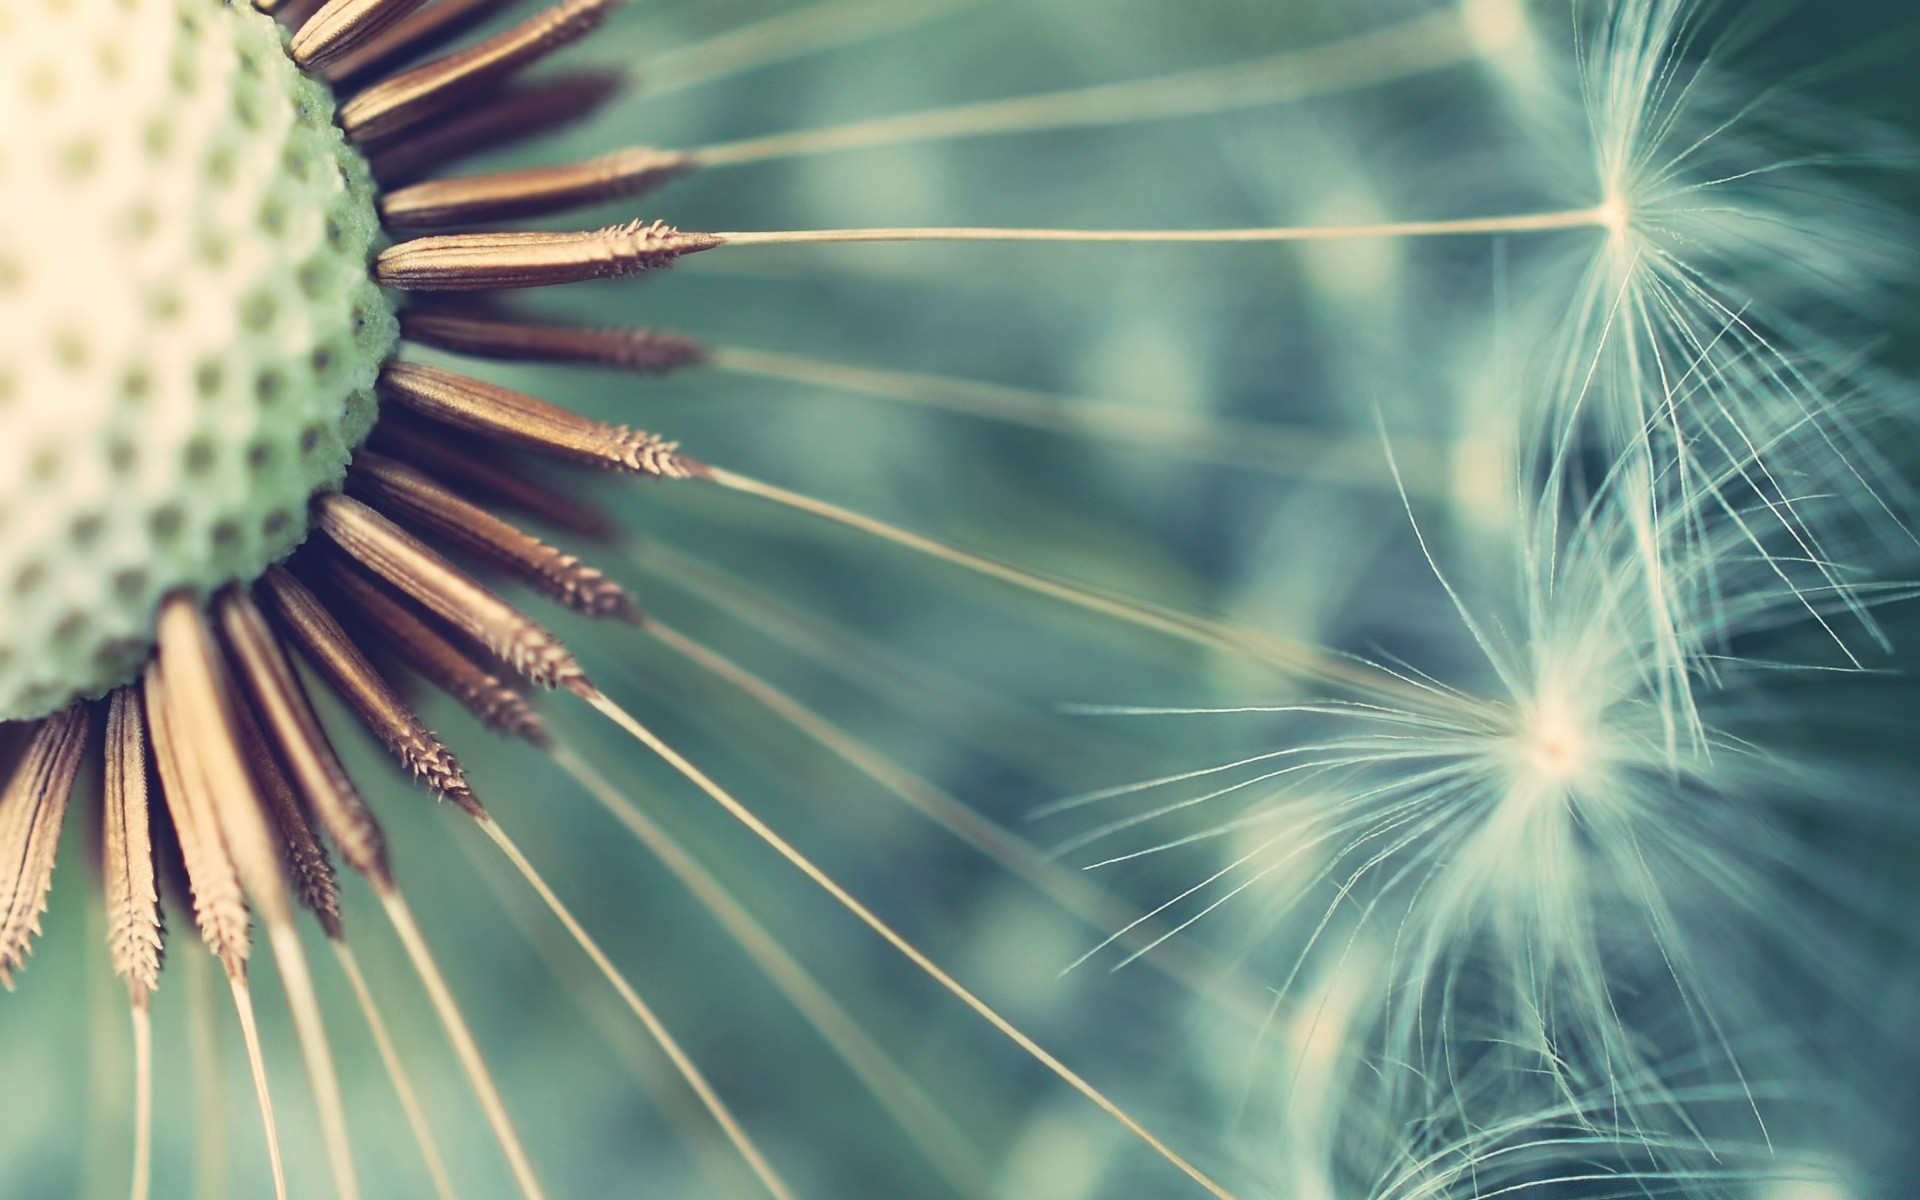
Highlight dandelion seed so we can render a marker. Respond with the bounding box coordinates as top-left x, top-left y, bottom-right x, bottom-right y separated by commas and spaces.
102, 689, 161, 1200
335, 0, 623, 143
0, 708, 90, 988
365, 72, 628, 185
